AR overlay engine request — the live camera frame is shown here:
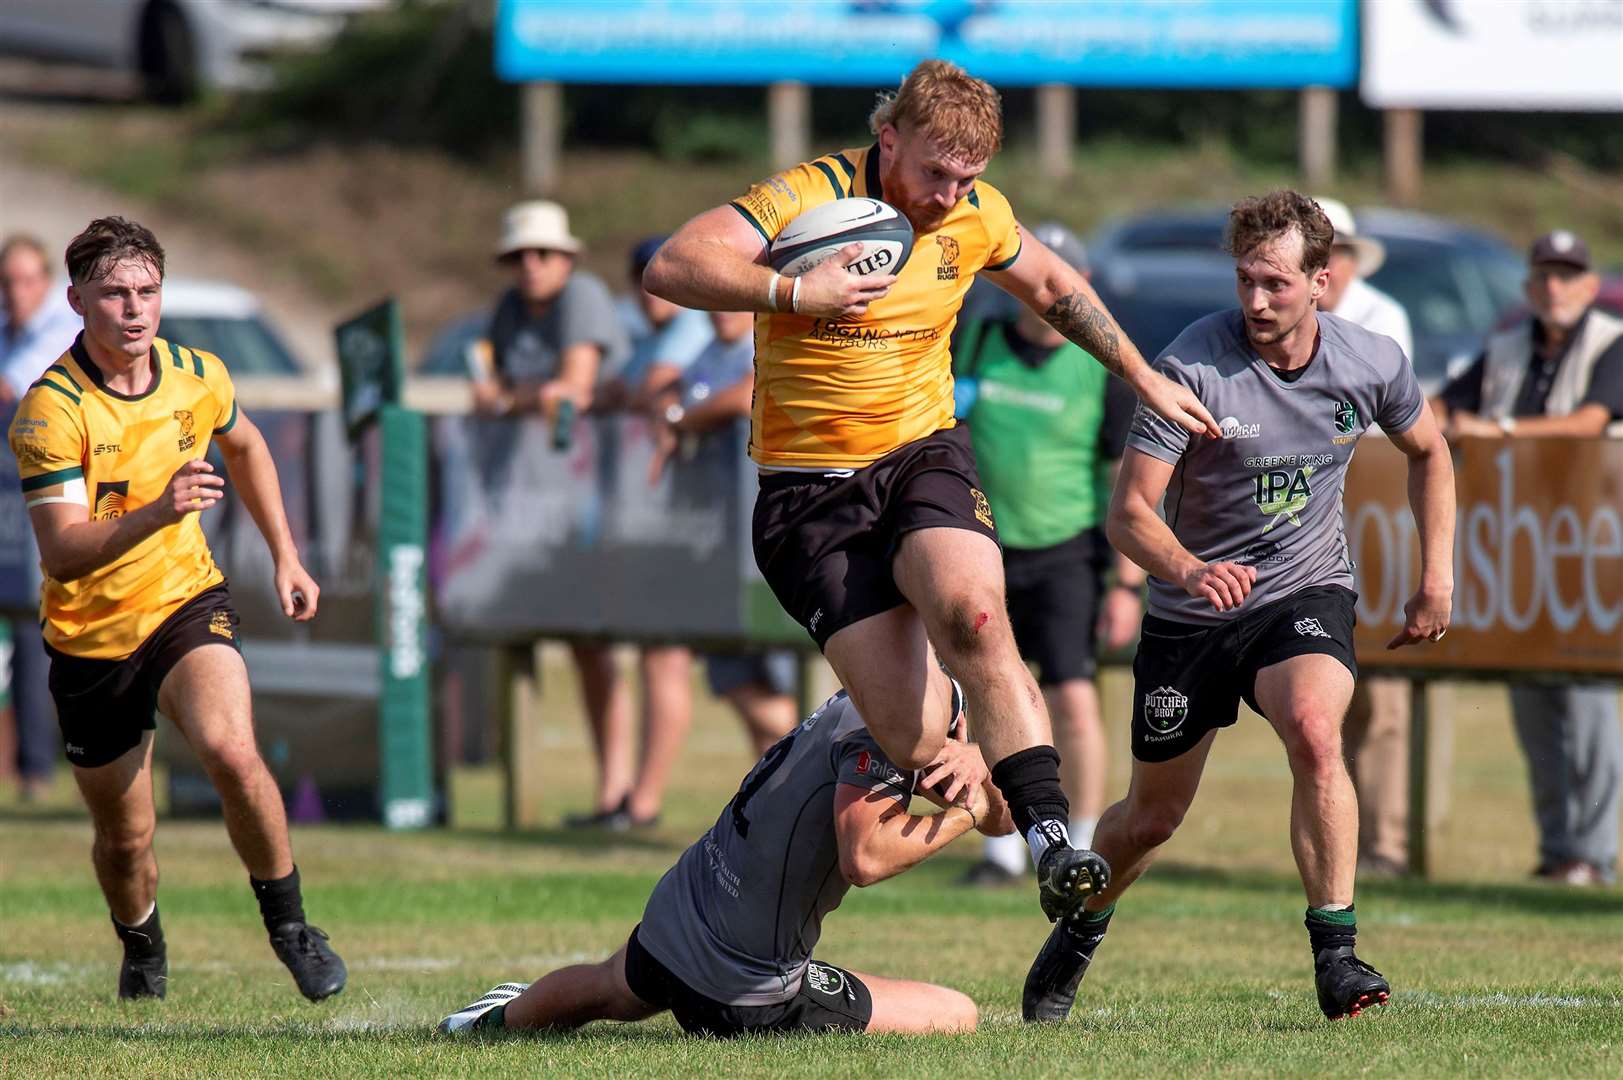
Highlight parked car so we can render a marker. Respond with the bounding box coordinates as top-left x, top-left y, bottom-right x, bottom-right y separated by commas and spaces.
1087, 206, 1527, 392
157, 277, 303, 376
0, 0, 388, 102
